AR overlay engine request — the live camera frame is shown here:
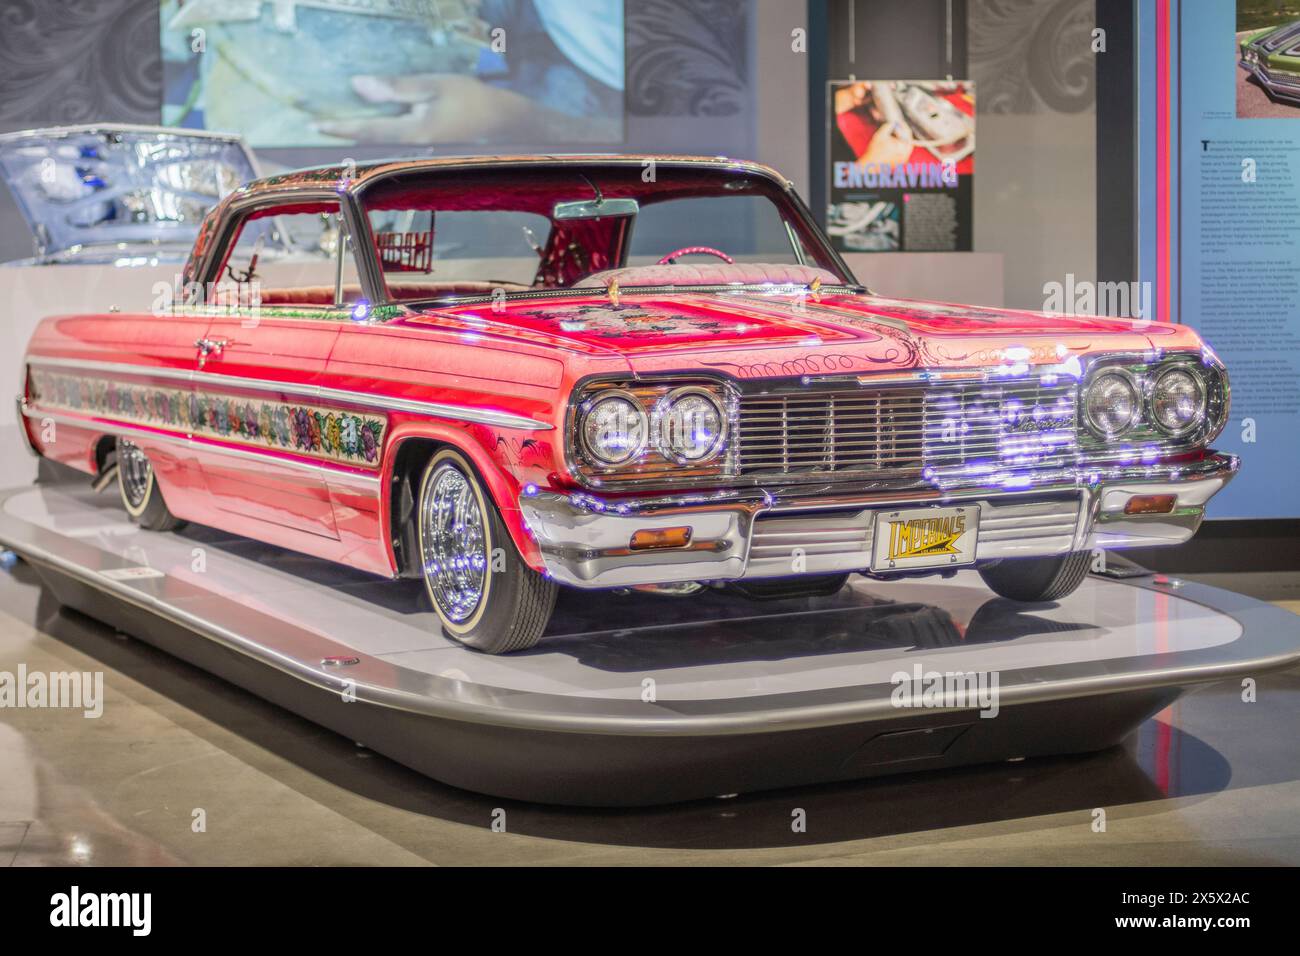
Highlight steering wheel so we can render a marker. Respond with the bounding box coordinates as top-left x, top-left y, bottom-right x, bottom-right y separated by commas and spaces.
656, 246, 734, 265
